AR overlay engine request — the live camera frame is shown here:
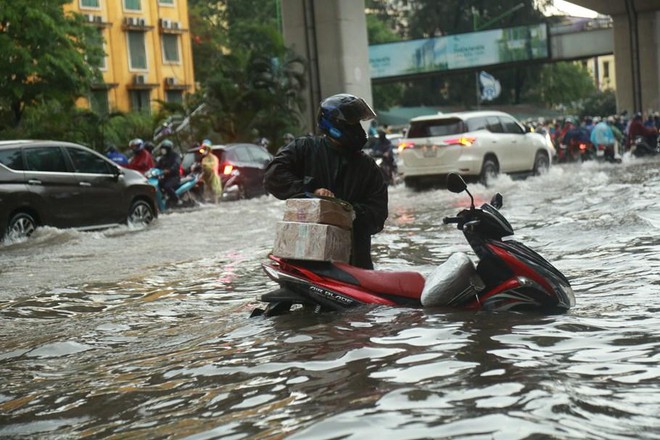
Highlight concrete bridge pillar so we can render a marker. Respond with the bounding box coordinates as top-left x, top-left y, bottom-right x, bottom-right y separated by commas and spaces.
280, 0, 373, 133
570, 0, 660, 114
612, 9, 660, 113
